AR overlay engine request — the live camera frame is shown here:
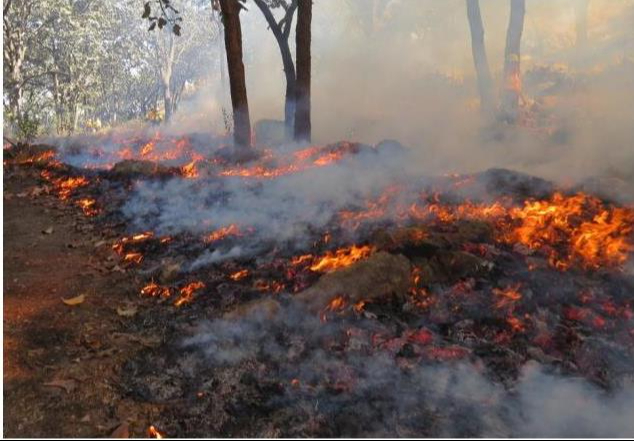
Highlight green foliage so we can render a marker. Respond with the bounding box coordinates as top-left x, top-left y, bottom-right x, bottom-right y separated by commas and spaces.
3, 0, 219, 136
9, 112, 41, 143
